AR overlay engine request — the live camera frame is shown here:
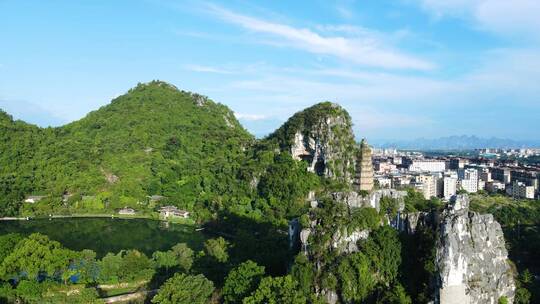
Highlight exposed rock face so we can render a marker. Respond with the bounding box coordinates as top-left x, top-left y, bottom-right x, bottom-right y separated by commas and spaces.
398, 211, 437, 234
331, 228, 370, 254
332, 189, 407, 212
436, 195, 515, 304
271, 102, 356, 183
353, 138, 374, 191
